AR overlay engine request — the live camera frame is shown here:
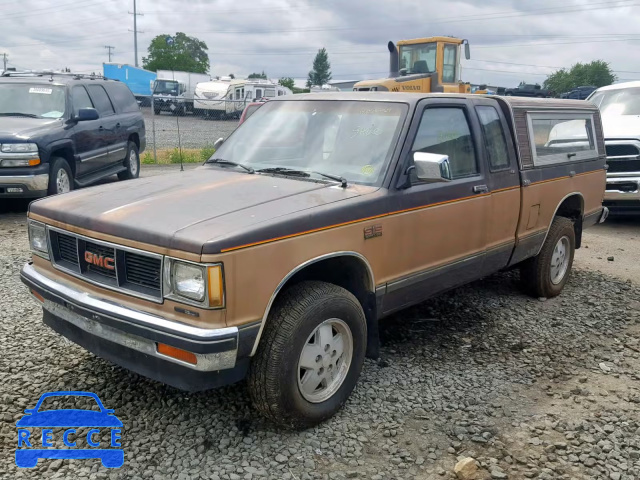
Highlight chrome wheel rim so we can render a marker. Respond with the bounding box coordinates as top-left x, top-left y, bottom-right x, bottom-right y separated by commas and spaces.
56, 169, 70, 194
129, 149, 138, 176
297, 318, 353, 403
550, 235, 570, 284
